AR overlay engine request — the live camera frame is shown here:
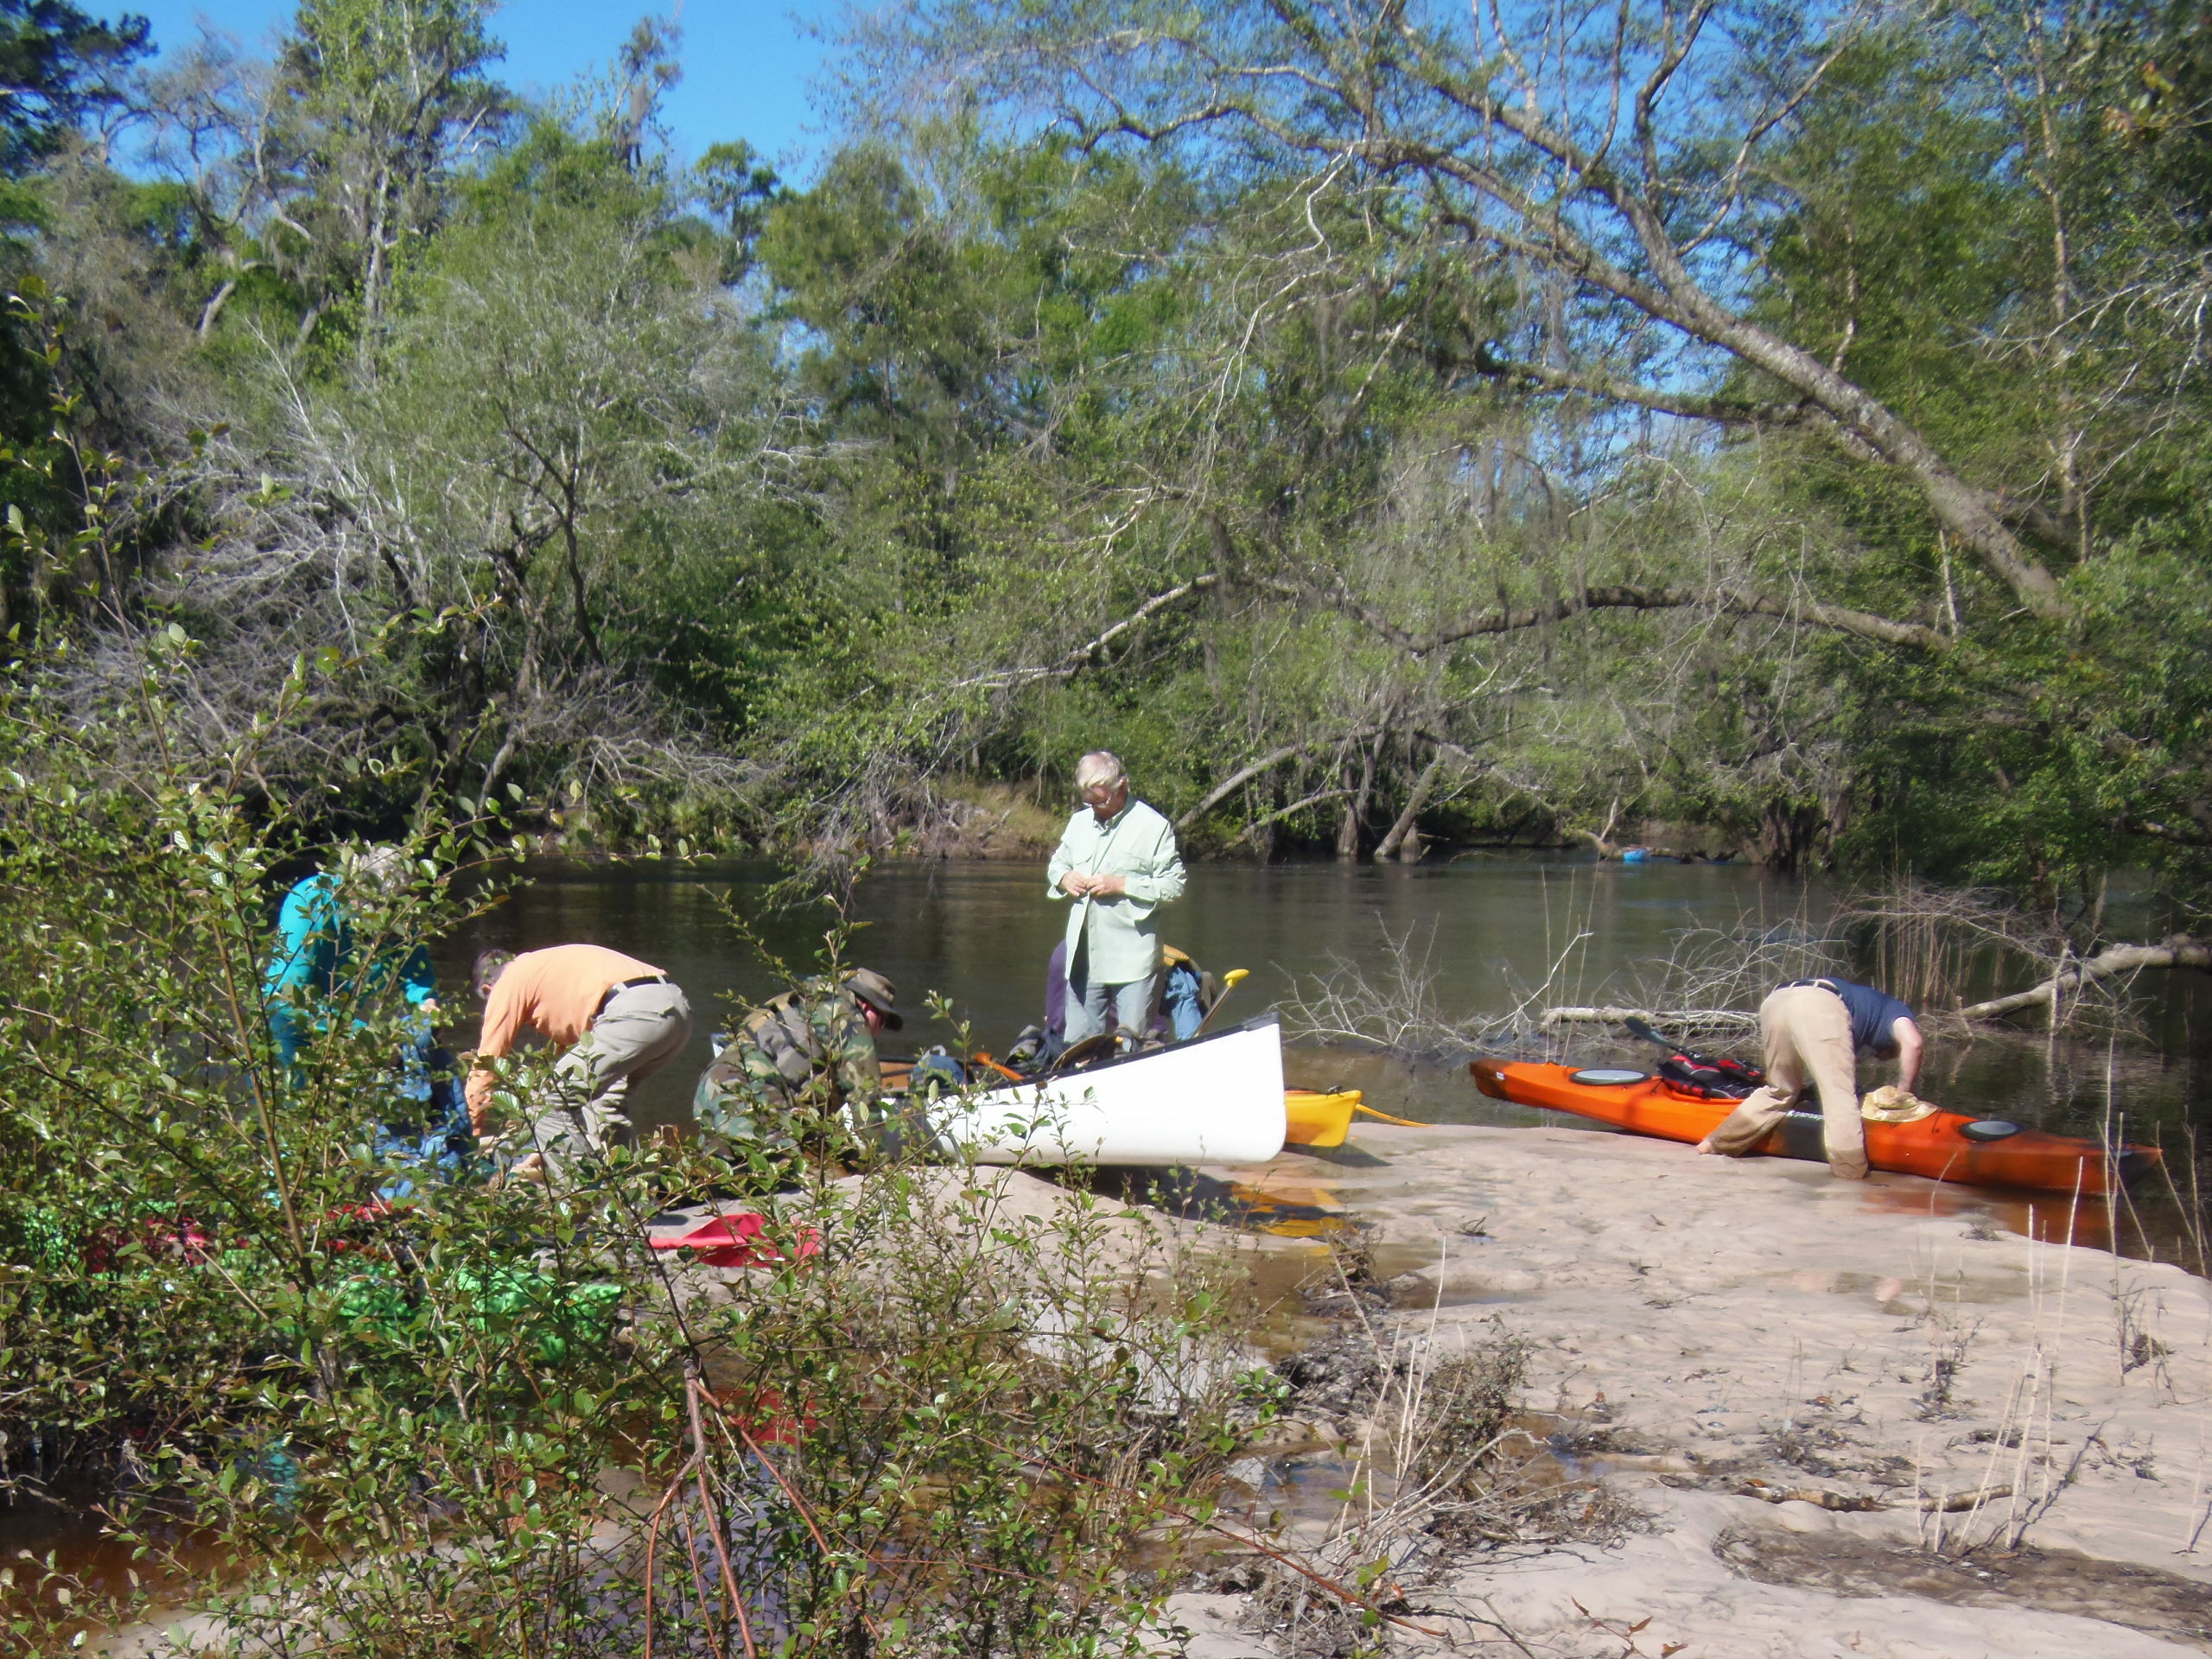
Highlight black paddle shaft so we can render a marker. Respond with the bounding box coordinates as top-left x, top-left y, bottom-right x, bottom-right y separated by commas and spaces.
1623, 1015, 1756, 1077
